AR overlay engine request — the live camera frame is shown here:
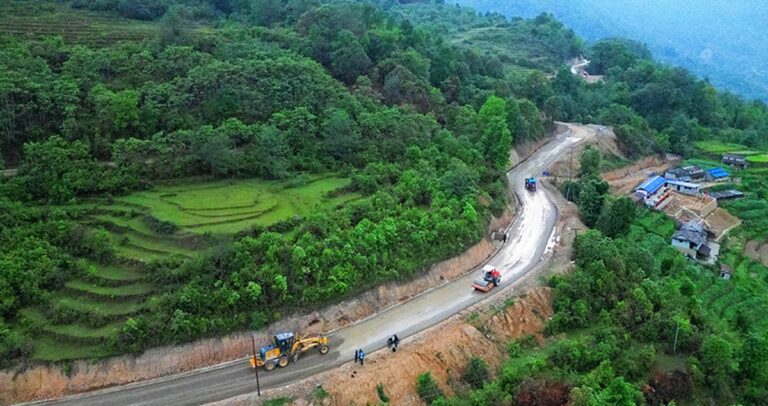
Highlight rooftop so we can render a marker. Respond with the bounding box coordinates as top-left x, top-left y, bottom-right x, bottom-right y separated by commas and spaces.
637, 175, 667, 194
673, 221, 707, 246
667, 180, 701, 189
707, 167, 730, 178
708, 190, 744, 200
